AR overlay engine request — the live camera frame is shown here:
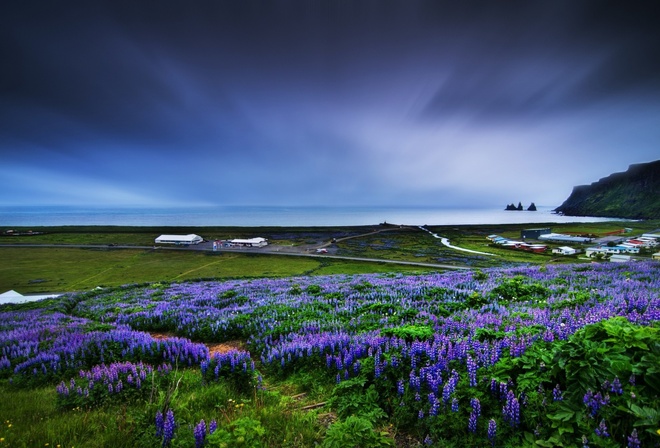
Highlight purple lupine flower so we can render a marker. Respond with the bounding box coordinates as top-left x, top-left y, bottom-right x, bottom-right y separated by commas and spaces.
451, 397, 459, 412
418, 409, 424, 419
155, 411, 164, 437
610, 377, 623, 395
627, 429, 640, 448
423, 435, 433, 446
468, 398, 480, 433
209, 419, 217, 435
594, 419, 609, 437
552, 384, 563, 401
582, 435, 589, 448
468, 412, 478, 433
467, 355, 477, 387
628, 374, 636, 386
163, 409, 176, 447
471, 397, 481, 416
397, 379, 405, 396
487, 419, 497, 447
503, 390, 520, 427
194, 419, 206, 448
428, 393, 439, 416
583, 390, 609, 417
